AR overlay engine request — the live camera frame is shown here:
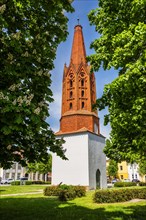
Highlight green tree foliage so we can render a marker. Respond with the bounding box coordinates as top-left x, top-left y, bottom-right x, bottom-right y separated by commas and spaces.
0, 0, 74, 168
107, 160, 118, 179
88, 0, 146, 162
139, 158, 146, 176
27, 154, 52, 174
